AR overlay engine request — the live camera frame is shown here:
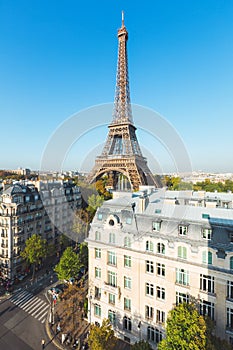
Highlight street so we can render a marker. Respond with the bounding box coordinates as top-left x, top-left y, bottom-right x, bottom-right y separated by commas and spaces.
0, 276, 58, 350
